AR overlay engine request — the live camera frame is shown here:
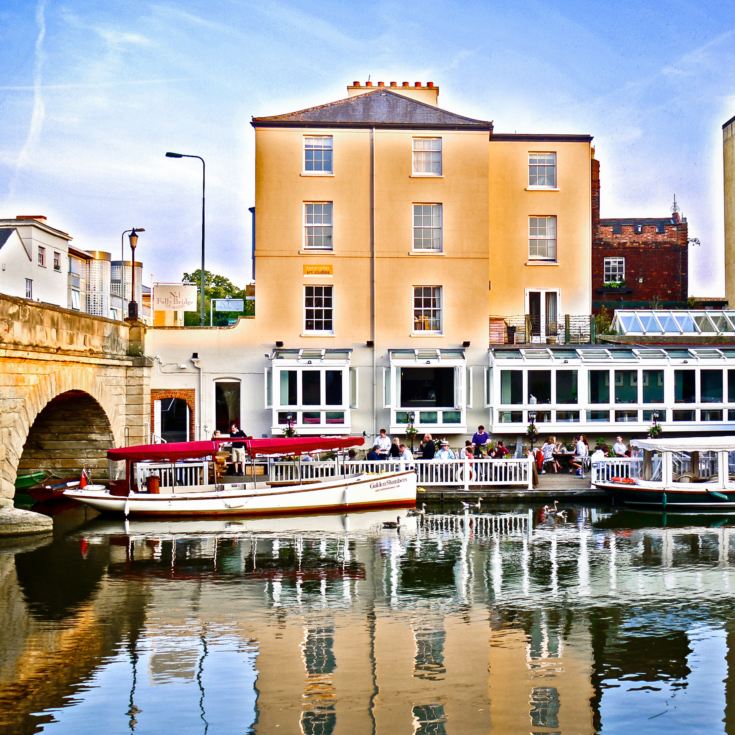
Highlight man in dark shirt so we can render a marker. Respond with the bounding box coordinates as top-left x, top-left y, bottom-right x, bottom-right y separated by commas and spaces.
229, 422, 247, 476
